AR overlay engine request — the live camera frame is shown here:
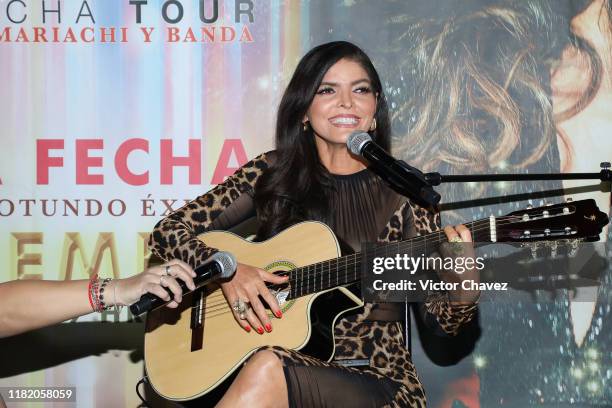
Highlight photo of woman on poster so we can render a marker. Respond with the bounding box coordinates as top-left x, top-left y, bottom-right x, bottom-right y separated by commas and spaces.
387, 0, 611, 406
